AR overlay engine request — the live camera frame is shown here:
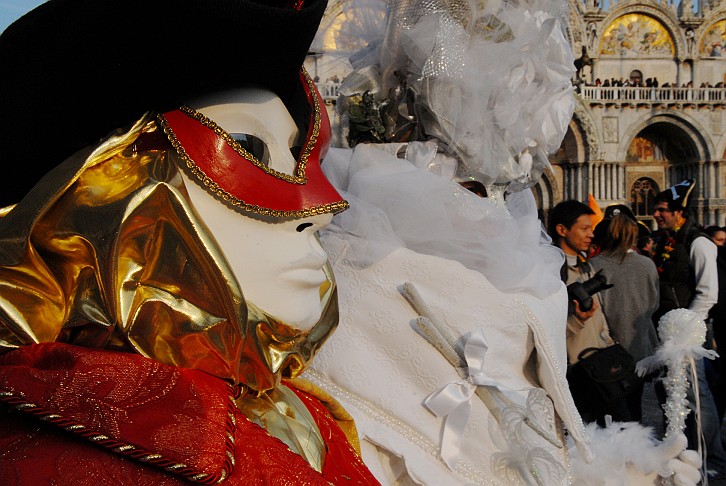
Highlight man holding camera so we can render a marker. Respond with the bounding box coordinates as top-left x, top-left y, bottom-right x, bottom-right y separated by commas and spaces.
548, 200, 614, 362
548, 200, 634, 424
